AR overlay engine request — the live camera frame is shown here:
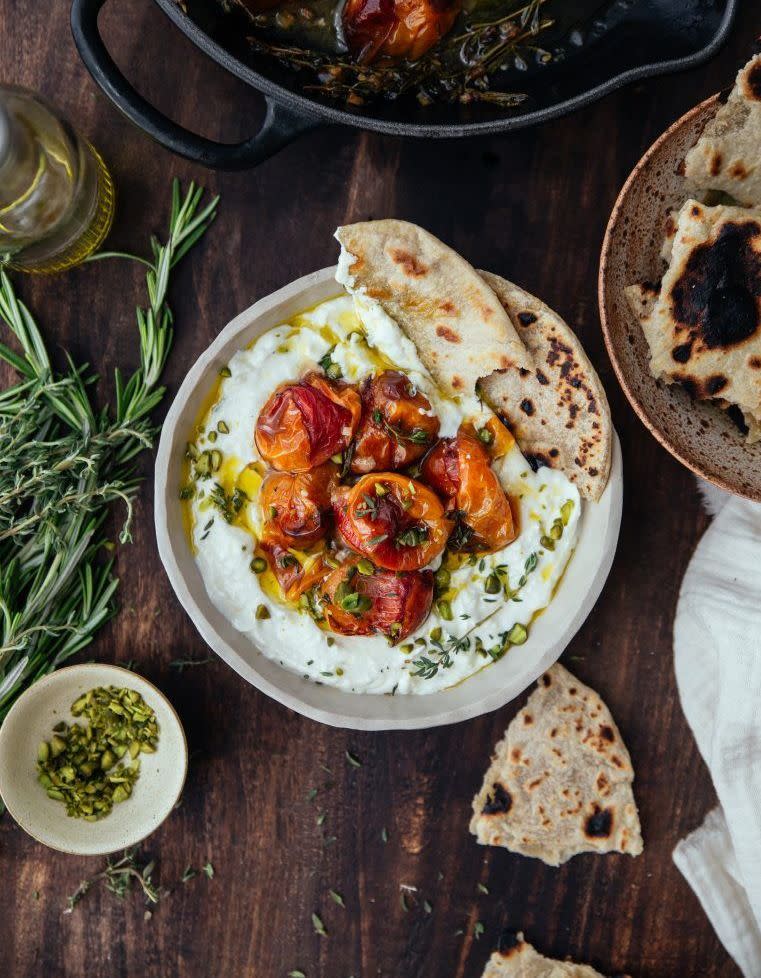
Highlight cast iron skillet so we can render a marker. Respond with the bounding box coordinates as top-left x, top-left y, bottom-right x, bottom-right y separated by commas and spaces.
70, 0, 739, 169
